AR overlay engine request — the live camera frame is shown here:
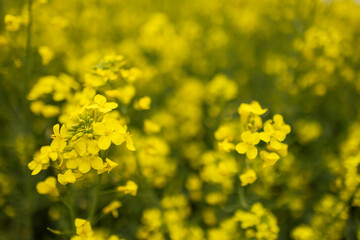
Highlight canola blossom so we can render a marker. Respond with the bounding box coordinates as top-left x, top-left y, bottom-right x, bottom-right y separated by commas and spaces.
1, 0, 360, 239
